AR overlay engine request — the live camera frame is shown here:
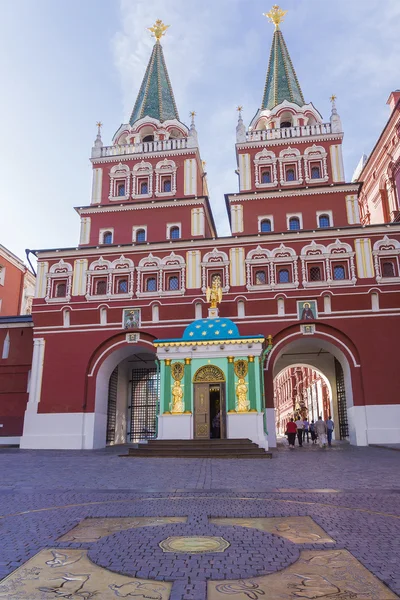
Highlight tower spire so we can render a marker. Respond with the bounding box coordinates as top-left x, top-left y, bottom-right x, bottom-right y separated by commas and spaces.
129, 20, 179, 126
261, 6, 305, 110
